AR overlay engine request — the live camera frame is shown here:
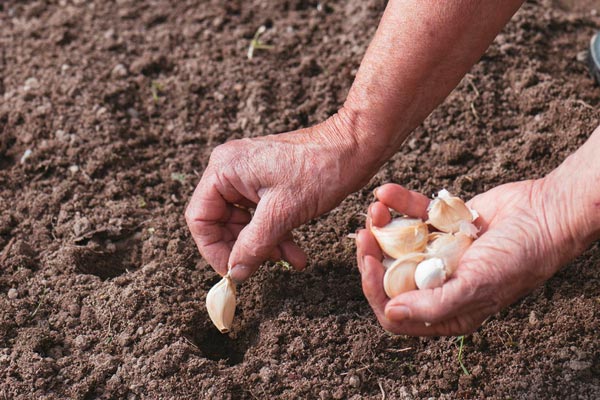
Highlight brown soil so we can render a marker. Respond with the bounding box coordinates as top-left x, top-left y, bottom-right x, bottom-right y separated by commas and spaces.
1, 0, 599, 399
